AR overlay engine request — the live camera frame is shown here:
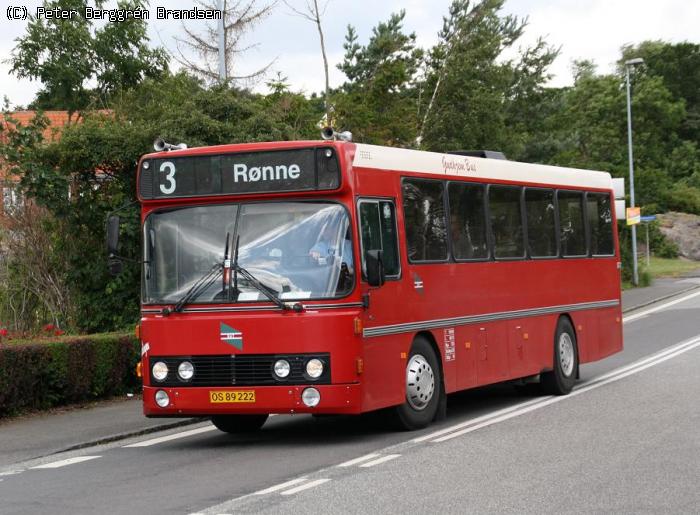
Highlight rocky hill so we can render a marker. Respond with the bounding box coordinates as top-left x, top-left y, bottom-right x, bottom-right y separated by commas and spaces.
657, 212, 700, 261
